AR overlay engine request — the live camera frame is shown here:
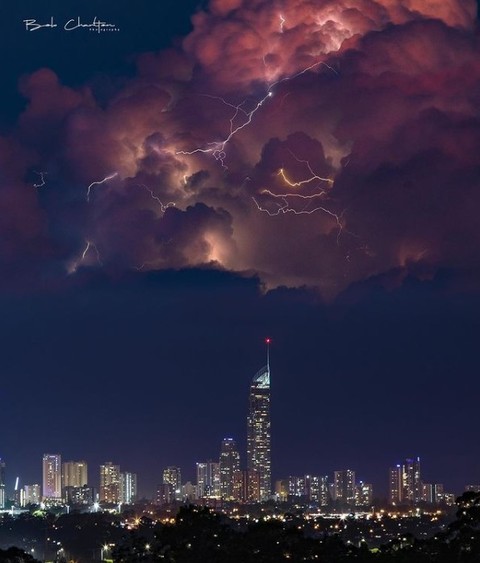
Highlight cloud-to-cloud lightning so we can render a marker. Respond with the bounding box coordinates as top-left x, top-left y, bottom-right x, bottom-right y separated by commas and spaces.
0, 0, 478, 296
